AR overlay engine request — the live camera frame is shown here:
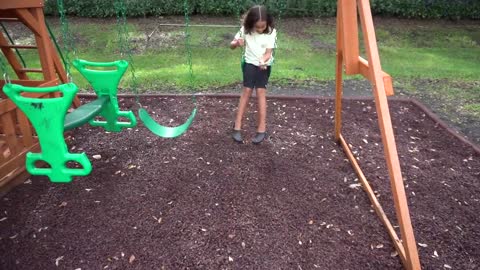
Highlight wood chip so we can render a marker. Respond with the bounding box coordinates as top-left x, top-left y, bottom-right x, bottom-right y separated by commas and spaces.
418, 243, 428, 247
59, 202, 67, 207
444, 264, 452, 269
92, 155, 101, 160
